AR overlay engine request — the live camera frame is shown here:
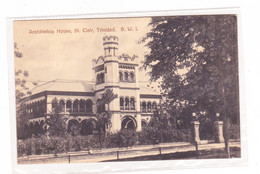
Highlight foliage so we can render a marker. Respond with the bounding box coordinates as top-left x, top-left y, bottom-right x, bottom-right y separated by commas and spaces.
17, 127, 192, 157
138, 127, 191, 145
96, 89, 118, 132
96, 89, 118, 146
15, 43, 32, 140
105, 129, 138, 148
69, 123, 81, 136
17, 135, 100, 157
228, 123, 240, 140
140, 15, 239, 140
45, 98, 68, 137
14, 43, 31, 103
